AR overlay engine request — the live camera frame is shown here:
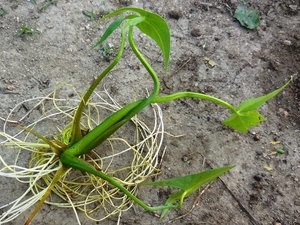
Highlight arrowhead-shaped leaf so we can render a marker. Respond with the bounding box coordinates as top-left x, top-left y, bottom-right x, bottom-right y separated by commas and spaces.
222, 110, 265, 133
145, 165, 234, 218
222, 79, 291, 132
